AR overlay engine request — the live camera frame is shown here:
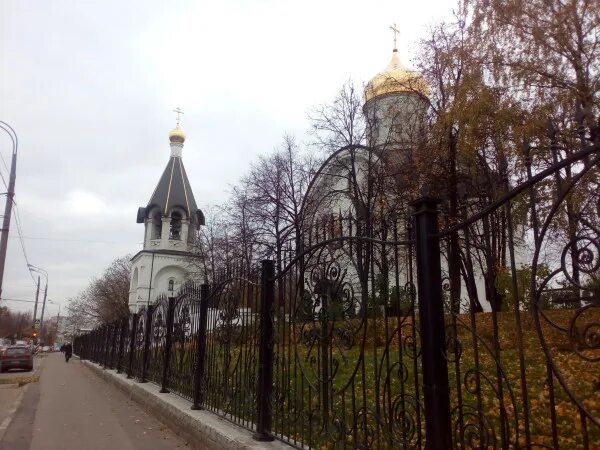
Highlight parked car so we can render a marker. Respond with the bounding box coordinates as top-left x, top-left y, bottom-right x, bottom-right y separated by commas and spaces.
0, 346, 33, 372
0, 339, 11, 352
